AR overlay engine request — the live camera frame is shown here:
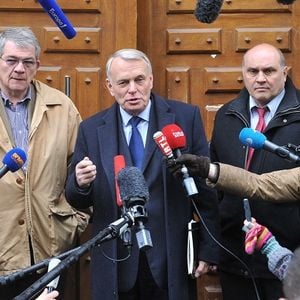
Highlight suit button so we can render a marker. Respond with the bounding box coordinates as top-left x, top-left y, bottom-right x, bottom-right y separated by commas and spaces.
18, 219, 25, 225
